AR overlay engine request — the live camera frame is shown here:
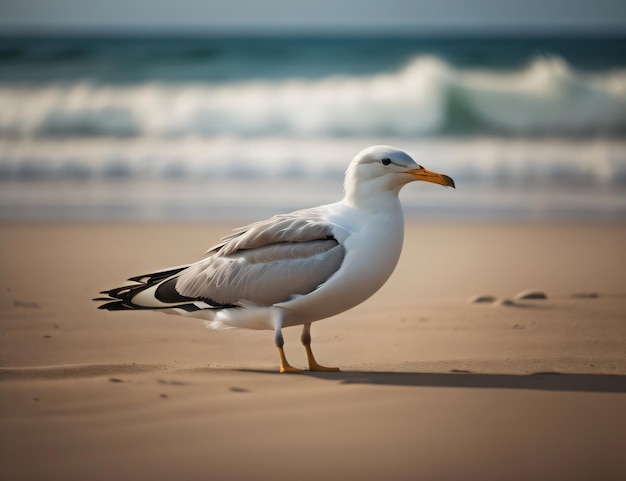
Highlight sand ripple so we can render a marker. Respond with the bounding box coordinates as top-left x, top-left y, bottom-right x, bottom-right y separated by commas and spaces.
0, 363, 159, 381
